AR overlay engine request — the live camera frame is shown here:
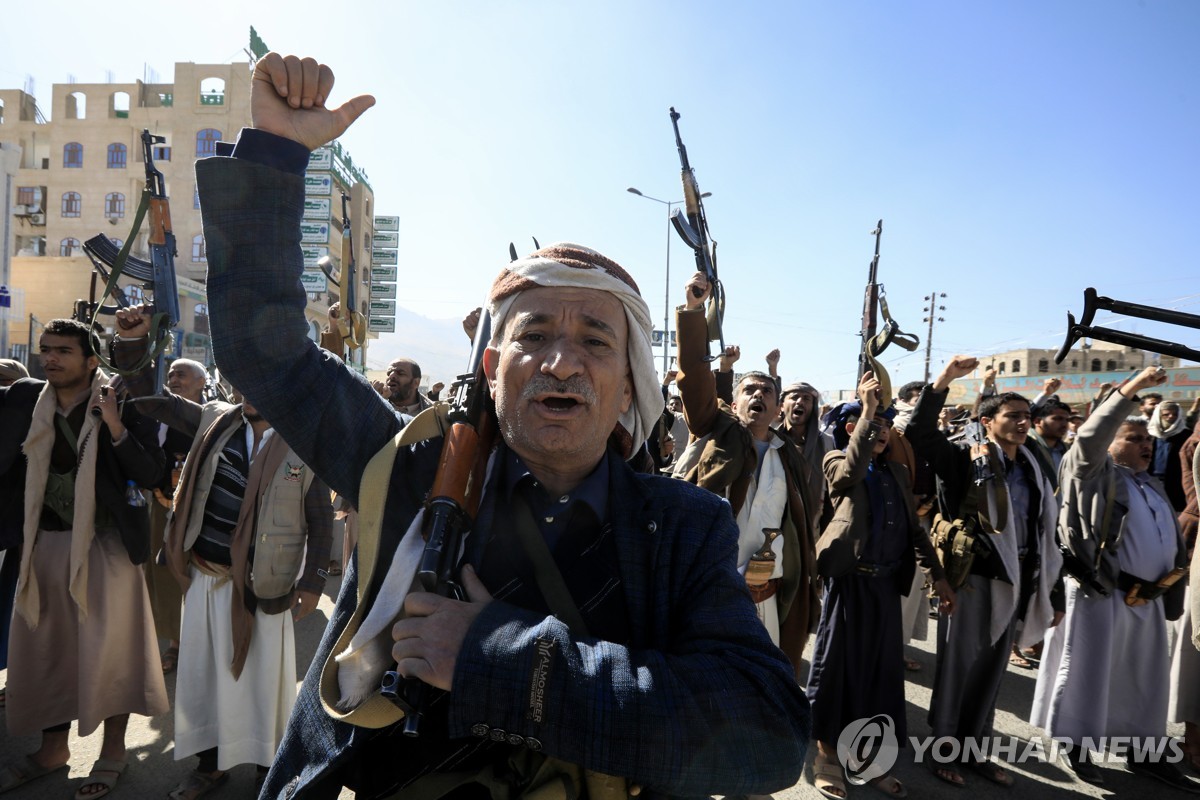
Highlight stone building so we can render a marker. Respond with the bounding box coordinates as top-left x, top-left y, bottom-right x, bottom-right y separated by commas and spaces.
1, 58, 377, 370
